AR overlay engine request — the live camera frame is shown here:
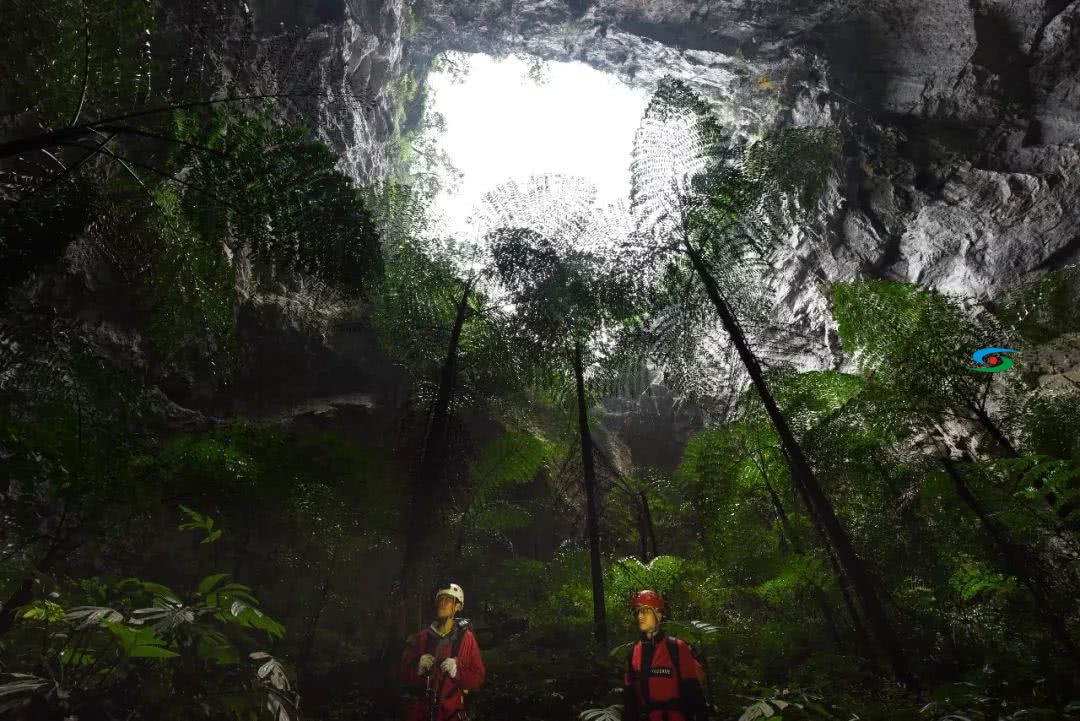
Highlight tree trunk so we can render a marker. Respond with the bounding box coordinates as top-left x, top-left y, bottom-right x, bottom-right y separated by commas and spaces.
767, 453, 874, 658
762, 475, 871, 660
300, 544, 340, 673
637, 503, 650, 562
967, 403, 1018, 457
574, 339, 608, 645
640, 490, 659, 559
940, 456, 1080, 664
394, 280, 473, 650
685, 239, 913, 686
